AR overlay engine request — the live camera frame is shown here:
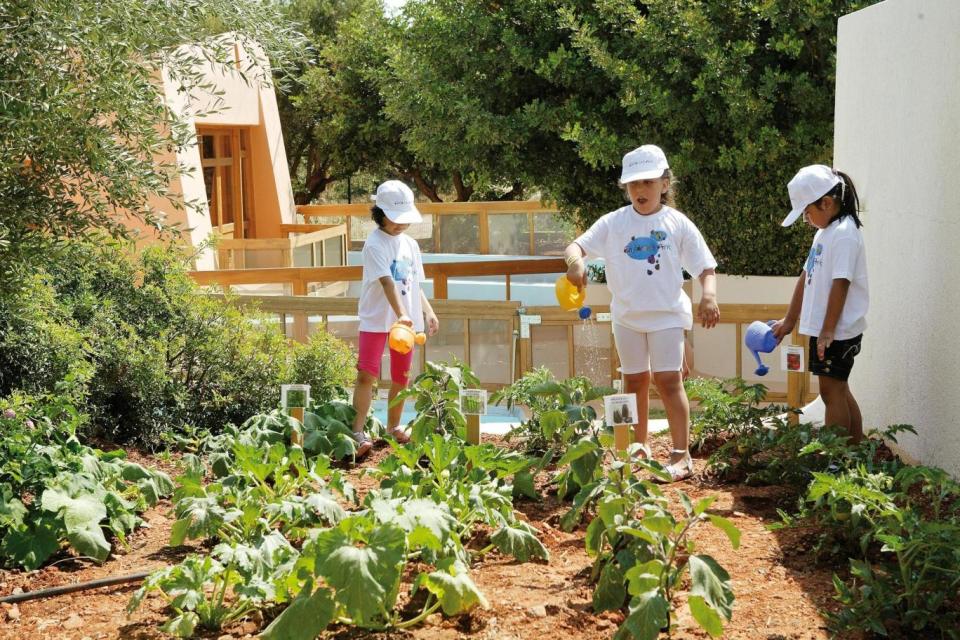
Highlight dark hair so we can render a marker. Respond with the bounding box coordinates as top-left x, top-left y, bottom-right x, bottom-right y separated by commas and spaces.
817, 170, 862, 228
371, 205, 387, 228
